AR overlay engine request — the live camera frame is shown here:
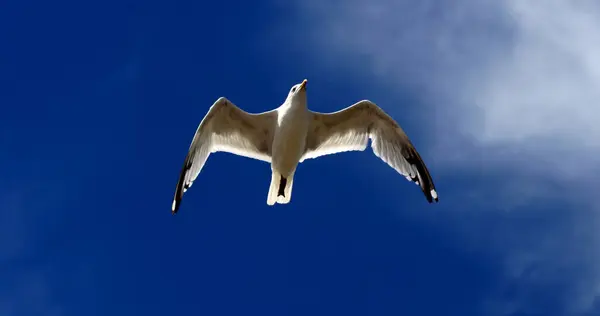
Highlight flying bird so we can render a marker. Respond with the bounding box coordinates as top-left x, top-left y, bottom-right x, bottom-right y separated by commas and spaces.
171, 79, 438, 214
